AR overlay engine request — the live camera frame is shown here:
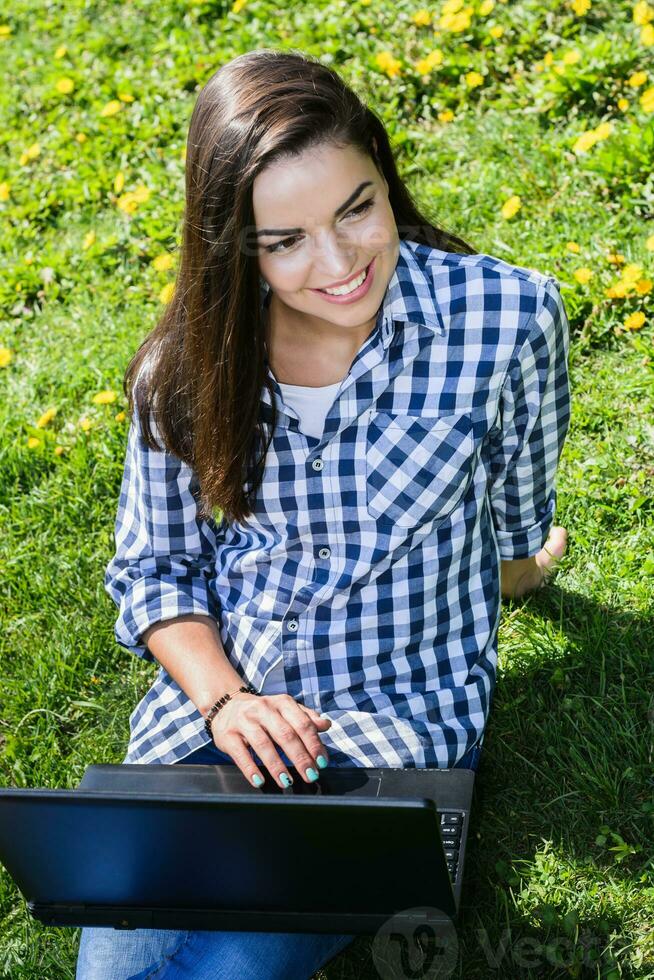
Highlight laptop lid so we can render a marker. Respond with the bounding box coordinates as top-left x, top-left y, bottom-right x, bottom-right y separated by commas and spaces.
0, 766, 464, 935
